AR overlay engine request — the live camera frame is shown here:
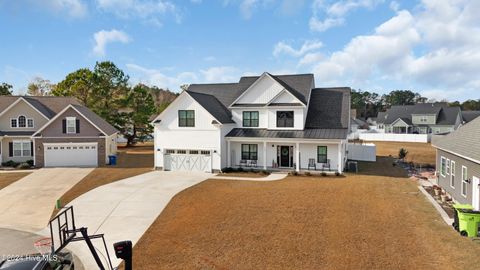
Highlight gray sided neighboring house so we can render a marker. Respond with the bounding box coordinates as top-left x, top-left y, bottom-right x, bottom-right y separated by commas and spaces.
432, 116, 480, 209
